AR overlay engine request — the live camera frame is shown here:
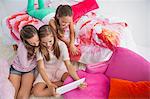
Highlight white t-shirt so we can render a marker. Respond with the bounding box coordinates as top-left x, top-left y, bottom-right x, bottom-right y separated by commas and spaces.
36, 40, 70, 70
37, 40, 70, 62
36, 41, 69, 82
